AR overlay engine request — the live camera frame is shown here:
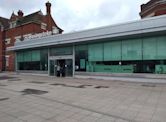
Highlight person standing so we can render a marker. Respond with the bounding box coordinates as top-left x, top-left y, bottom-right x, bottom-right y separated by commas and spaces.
57, 64, 60, 77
